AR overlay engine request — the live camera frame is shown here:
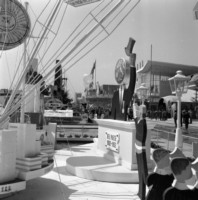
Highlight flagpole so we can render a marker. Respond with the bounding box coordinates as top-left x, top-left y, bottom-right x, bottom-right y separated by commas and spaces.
95, 60, 96, 90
